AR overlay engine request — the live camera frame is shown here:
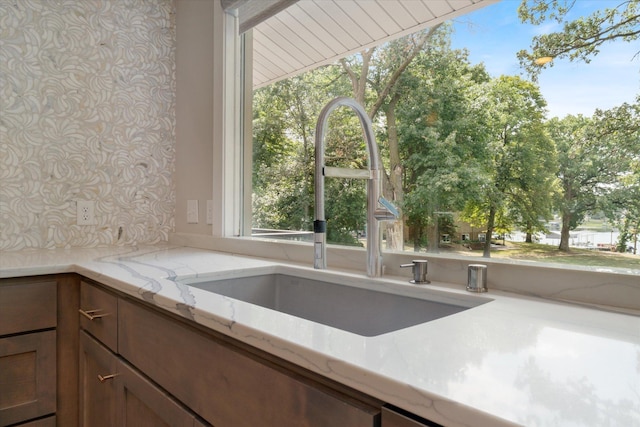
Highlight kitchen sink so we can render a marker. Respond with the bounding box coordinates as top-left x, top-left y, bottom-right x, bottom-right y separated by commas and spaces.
183, 273, 488, 336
